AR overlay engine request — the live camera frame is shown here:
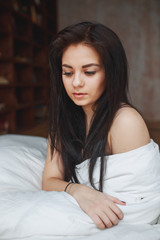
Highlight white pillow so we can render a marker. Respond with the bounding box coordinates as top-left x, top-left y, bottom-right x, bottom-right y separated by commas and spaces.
0, 134, 47, 192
